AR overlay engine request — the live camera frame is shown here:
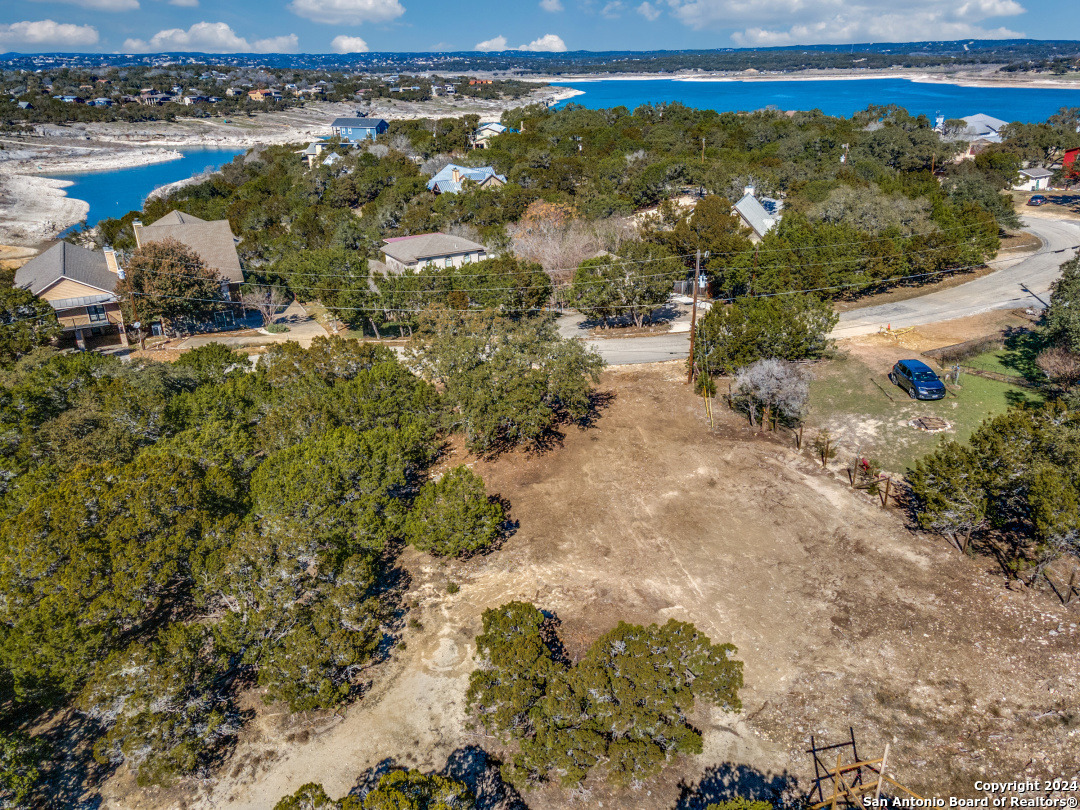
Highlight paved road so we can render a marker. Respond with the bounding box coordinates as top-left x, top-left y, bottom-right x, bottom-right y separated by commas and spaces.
581, 216, 1080, 365
832, 216, 1080, 339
